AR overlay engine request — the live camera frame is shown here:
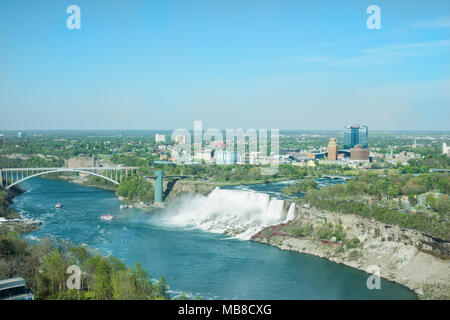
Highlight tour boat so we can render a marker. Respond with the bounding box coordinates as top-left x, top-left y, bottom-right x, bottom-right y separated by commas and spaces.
55, 203, 62, 208
100, 214, 114, 221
